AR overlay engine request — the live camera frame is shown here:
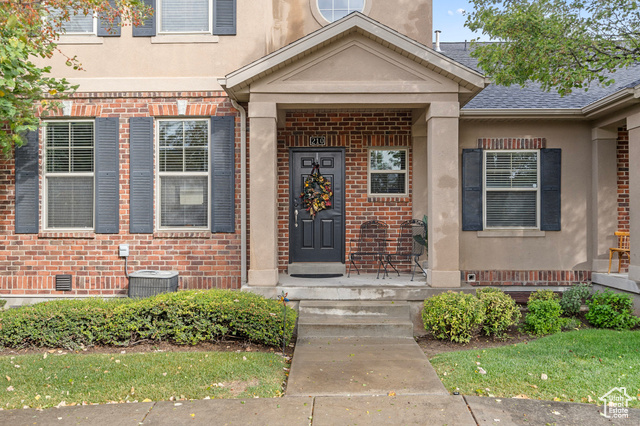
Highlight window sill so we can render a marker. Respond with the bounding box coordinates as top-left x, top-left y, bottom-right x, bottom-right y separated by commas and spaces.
477, 230, 545, 238
151, 35, 220, 44
39, 232, 96, 239
154, 231, 211, 239
57, 36, 103, 45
